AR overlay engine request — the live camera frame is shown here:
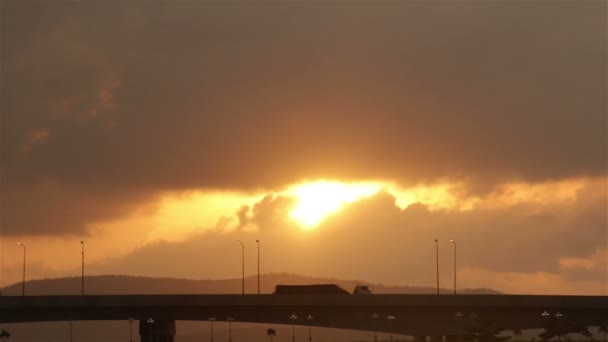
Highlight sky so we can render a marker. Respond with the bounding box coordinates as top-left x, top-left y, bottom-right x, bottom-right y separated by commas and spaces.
0, 1, 606, 295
